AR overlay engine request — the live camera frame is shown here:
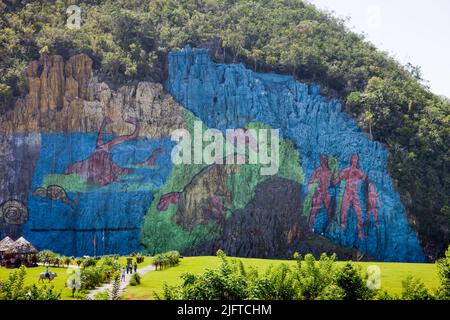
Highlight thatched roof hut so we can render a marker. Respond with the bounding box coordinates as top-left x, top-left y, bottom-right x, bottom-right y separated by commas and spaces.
0, 236, 15, 253
10, 237, 38, 254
